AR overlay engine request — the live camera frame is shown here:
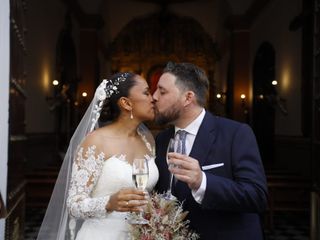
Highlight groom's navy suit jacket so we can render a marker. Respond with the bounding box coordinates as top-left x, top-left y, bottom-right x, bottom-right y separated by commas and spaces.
155, 112, 268, 240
